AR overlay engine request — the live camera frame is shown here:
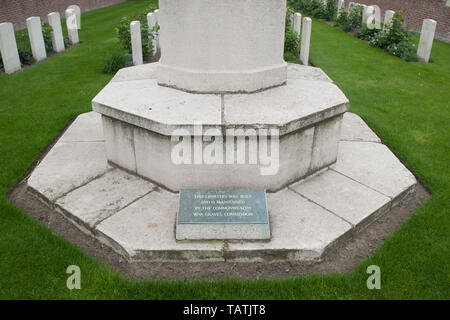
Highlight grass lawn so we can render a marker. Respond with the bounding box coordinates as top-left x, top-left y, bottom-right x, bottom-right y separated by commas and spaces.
0, 0, 449, 299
